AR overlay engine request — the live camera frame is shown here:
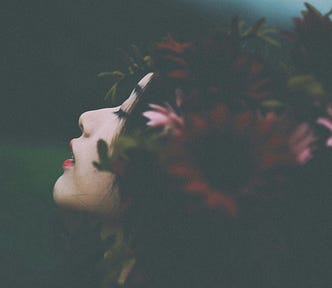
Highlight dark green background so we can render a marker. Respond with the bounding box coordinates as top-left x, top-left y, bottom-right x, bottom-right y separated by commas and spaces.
1, 1, 292, 287
2, 0, 231, 141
